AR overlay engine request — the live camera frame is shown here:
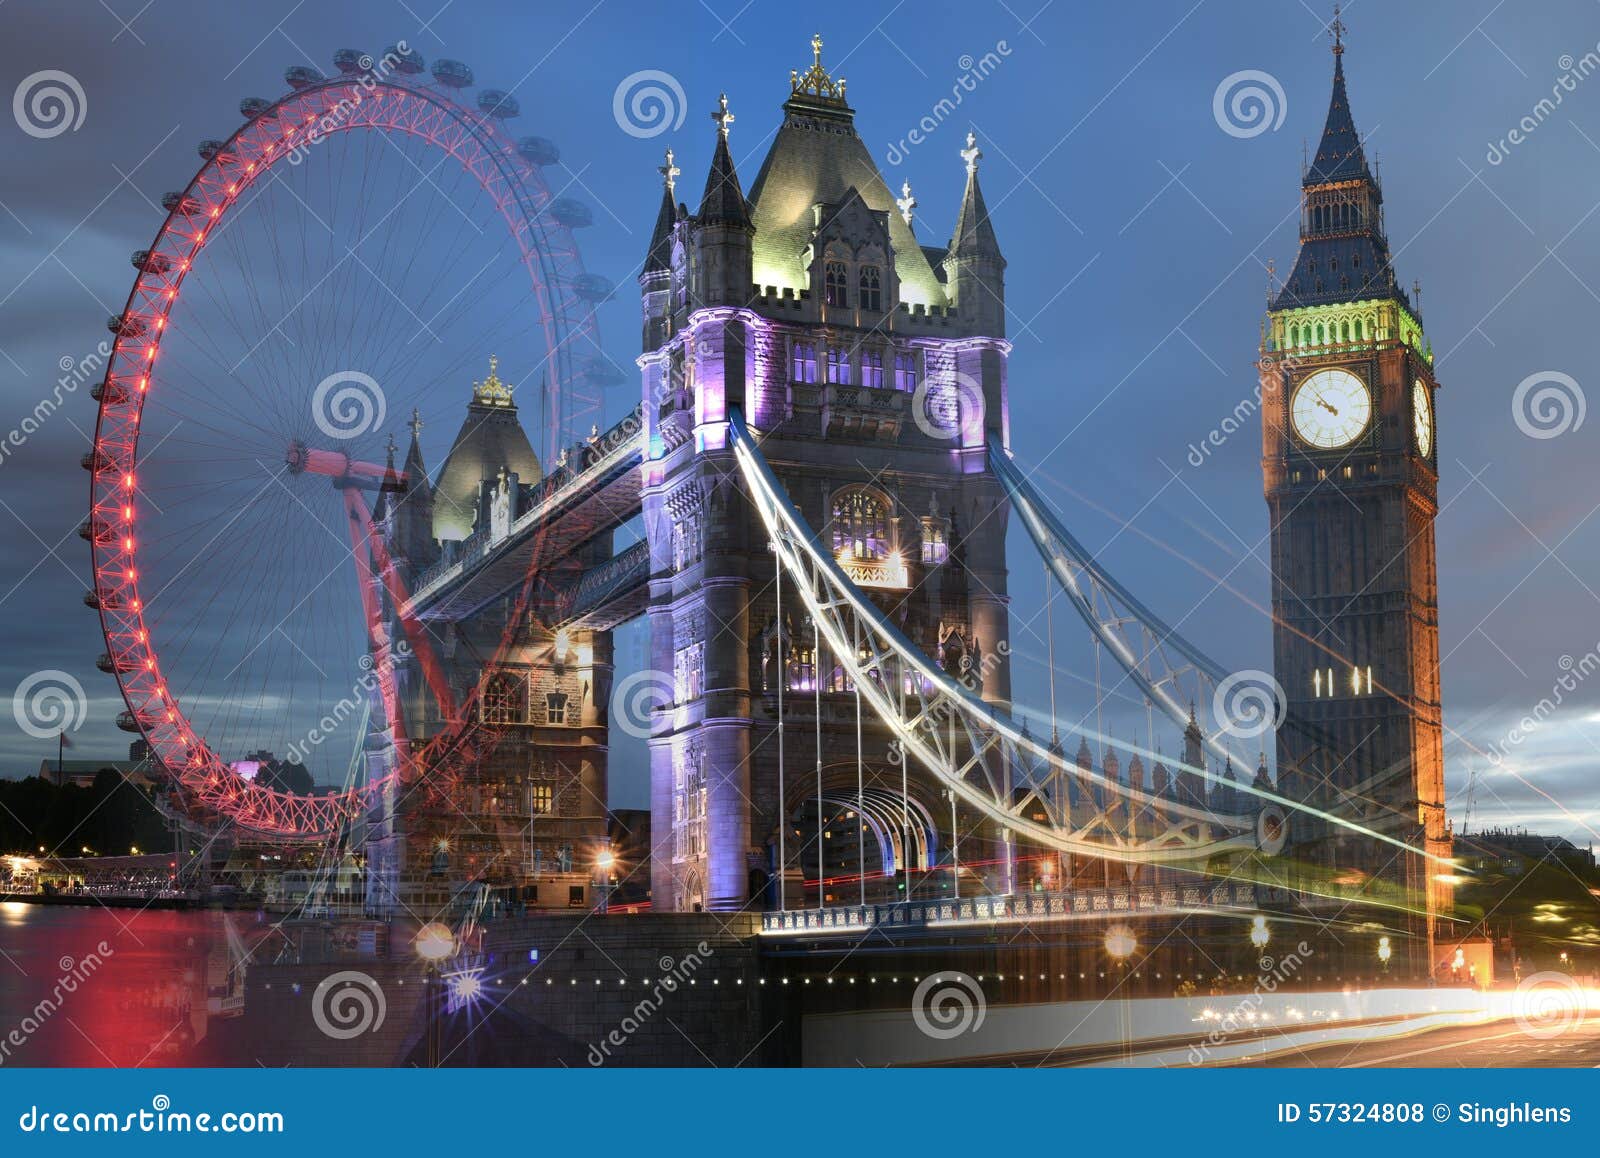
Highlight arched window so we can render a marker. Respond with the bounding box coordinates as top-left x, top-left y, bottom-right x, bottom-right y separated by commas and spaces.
831, 488, 891, 561
858, 264, 882, 311
824, 260, 849, 308
481, 671, 526, 724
